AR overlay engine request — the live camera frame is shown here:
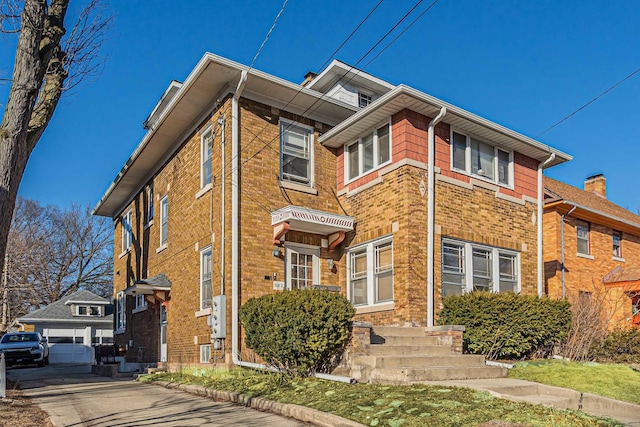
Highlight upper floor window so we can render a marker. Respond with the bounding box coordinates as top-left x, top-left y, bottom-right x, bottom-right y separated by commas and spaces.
146, 183, 154, 225
280, 120, 313, 186
452, 130, 511, 186
115, 292, 126, 332
201, 126, 213, 188
613, 231, 622, 258
200, 246, 212, 310
346, 122, 391, 182
358, 92, 372, 108
160, 195, 168, 247
442, 239, 519, 296
348, 237, 393, 307
576, 221, 590, 255
134, 294, 146, 310
121, 210, 132, 253
76, 305, 100, 316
